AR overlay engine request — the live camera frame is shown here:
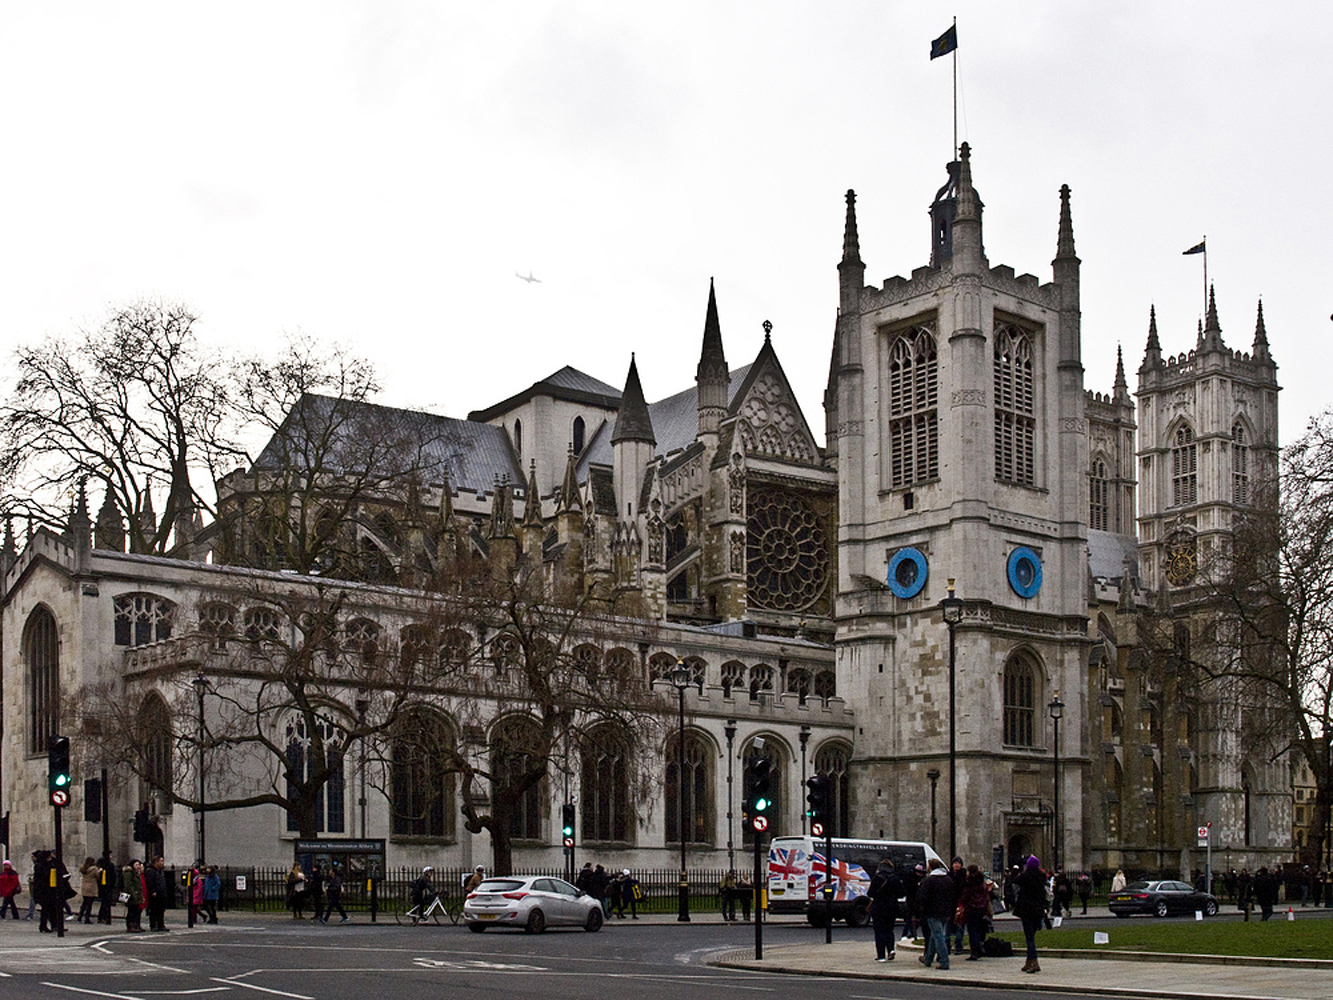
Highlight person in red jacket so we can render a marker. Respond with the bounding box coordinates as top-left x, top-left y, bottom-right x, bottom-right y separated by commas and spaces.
0, 860, 21, 919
